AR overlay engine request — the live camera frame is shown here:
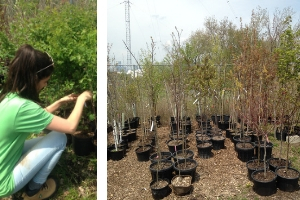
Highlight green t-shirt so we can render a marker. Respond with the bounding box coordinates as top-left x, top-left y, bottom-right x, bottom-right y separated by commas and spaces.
0, 93, 54, 197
